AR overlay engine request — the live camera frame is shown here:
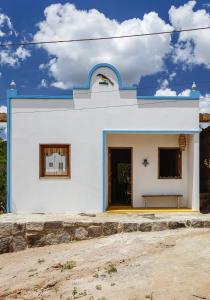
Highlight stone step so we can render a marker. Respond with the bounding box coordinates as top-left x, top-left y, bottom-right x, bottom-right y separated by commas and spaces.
1, 218, 210, 255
